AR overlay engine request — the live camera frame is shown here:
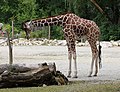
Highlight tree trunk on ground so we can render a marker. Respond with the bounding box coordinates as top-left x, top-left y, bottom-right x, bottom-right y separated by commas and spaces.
0, 63, 68, 88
